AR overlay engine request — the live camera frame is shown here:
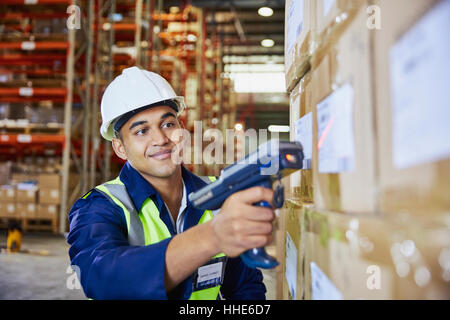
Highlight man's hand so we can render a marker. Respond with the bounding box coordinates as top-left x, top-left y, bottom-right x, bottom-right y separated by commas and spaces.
210, 186, 276, 258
